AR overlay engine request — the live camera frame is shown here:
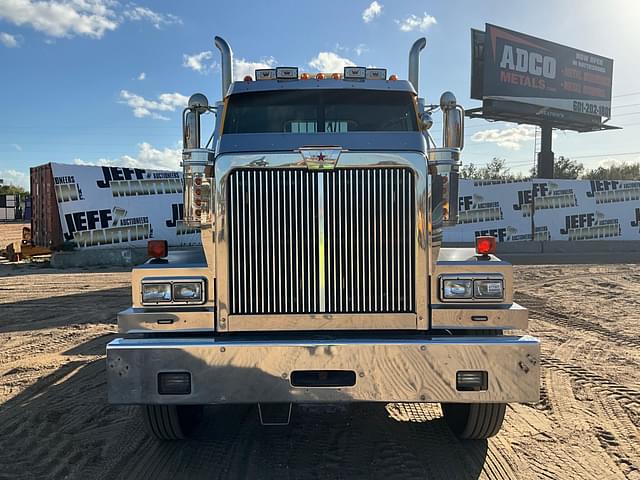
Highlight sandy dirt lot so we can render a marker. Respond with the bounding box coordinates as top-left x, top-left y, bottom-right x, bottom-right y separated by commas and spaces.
0, 259, 638, 479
